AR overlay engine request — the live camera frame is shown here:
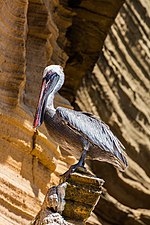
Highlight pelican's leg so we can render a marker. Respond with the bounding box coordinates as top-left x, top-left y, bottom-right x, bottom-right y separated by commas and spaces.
60, 141, 89, 181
